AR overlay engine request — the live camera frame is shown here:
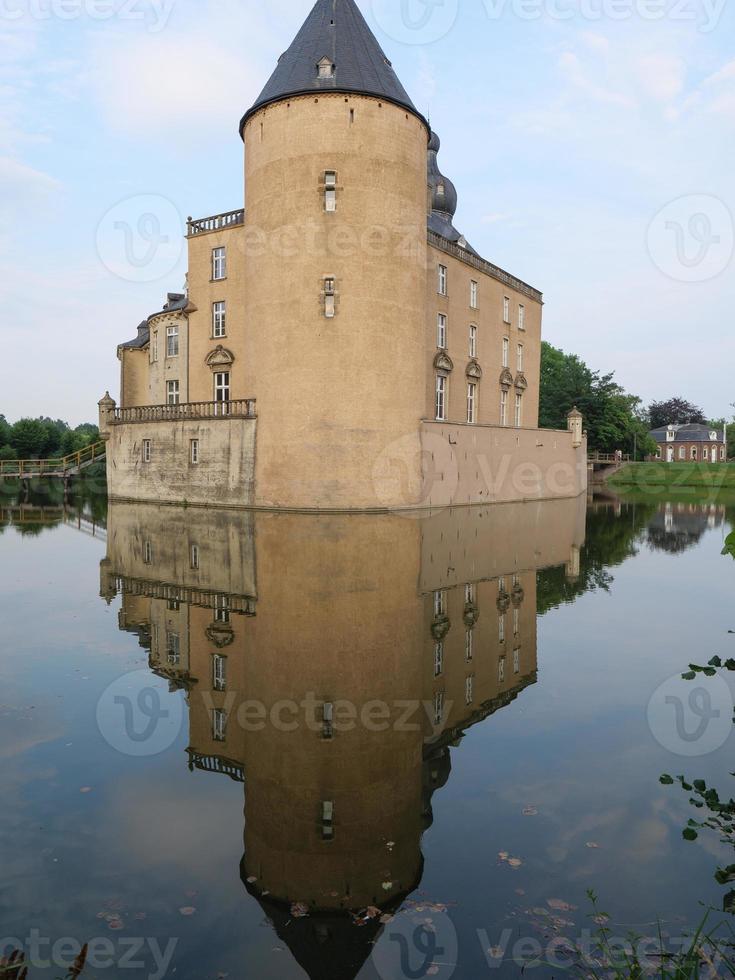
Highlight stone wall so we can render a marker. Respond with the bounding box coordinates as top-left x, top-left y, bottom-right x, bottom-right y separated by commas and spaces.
105, 417, 256, 507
